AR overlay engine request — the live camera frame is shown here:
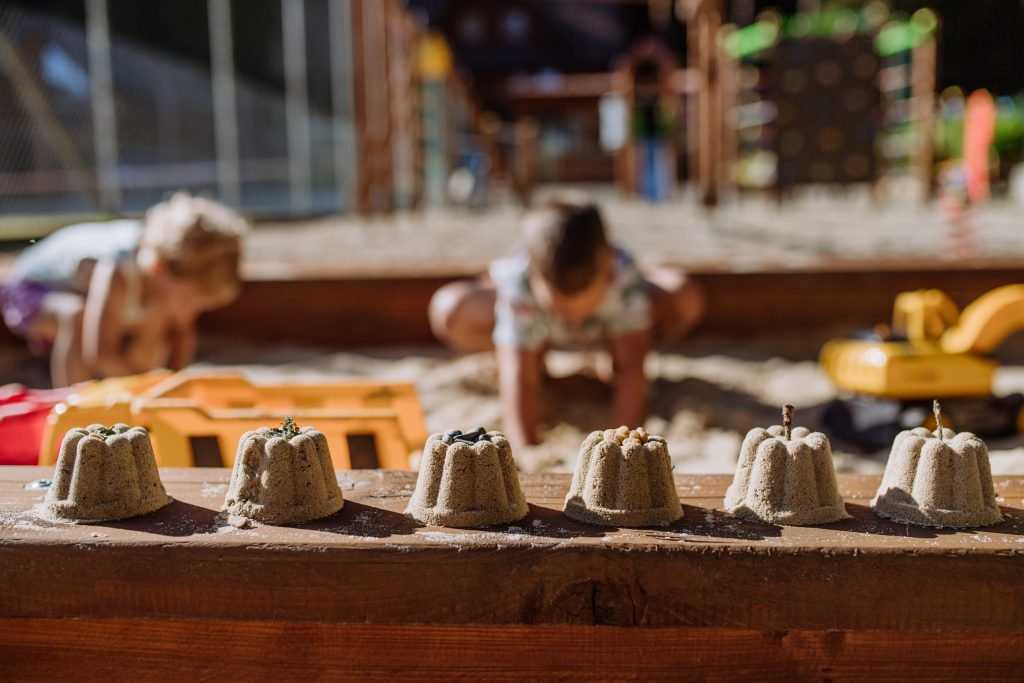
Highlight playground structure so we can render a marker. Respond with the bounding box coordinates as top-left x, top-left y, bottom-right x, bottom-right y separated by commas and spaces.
718, 7, 938, 203
6, 1, 1023, 219
0, 1, 968, 221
